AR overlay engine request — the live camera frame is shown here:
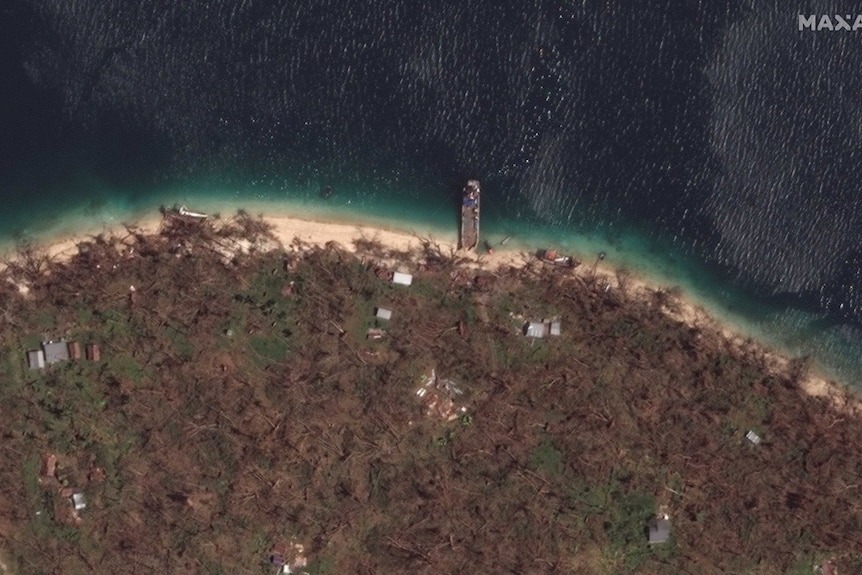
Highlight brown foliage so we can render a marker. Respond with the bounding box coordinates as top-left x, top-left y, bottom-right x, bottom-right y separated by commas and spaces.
0, 215, 859, 573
